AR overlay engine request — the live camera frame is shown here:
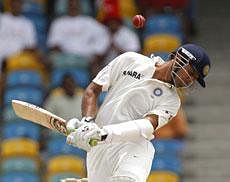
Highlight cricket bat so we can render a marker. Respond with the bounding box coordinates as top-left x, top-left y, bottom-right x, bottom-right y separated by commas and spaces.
11, 99, 99, 146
